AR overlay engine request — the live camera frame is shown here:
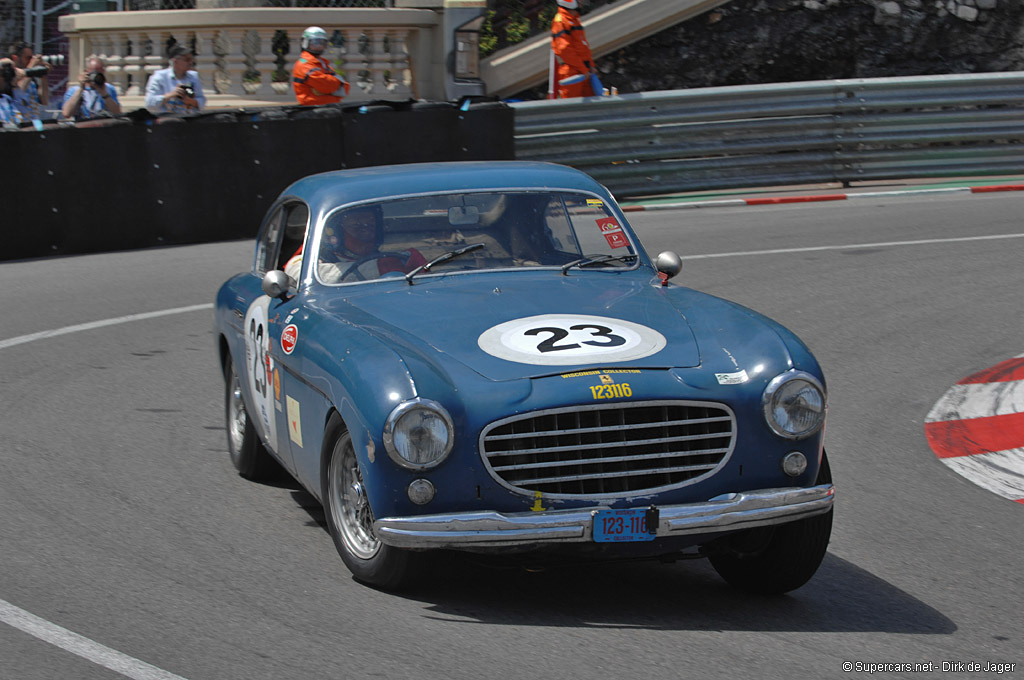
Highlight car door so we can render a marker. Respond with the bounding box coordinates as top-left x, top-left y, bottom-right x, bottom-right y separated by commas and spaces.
235, 200, 309, 474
